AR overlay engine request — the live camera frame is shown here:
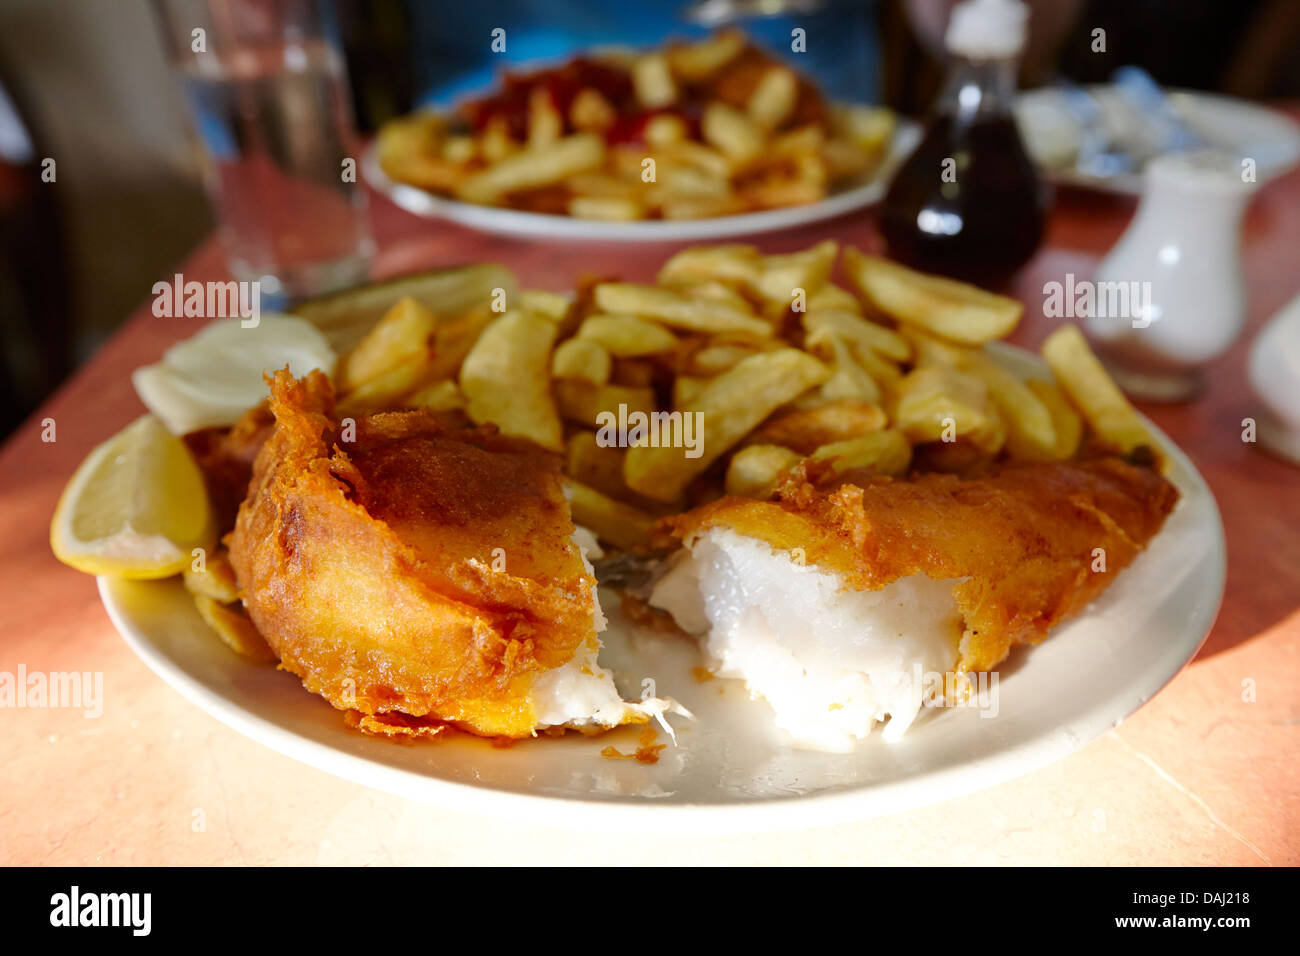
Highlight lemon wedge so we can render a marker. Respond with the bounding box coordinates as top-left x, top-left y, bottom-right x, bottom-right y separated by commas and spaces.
50, 415, 215, 578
